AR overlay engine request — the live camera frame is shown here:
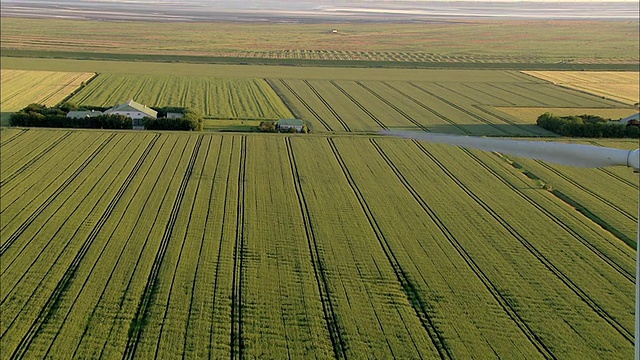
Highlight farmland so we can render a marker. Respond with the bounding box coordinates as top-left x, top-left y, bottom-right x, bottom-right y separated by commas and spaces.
0, 69, 95, 124
523, 71, 640, 105
0, 128, 636, 358
68, 74, 292, 120
2, 18, 639, 65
